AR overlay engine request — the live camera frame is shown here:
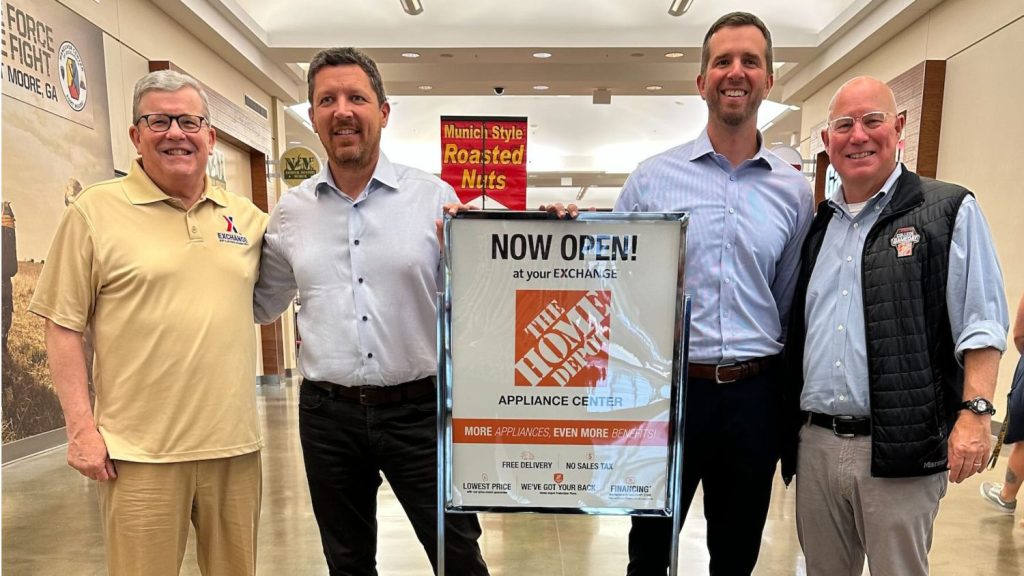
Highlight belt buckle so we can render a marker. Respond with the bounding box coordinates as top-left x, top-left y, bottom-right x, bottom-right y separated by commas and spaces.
715, 363, 737, 384
832, 416, 856, 438
358, 387, 373, 406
